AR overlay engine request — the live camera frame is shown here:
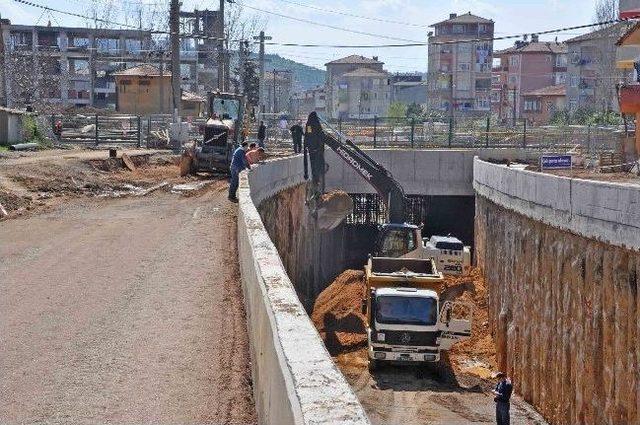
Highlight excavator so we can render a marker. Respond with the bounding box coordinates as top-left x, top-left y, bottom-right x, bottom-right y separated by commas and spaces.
303, 111, 422, 258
